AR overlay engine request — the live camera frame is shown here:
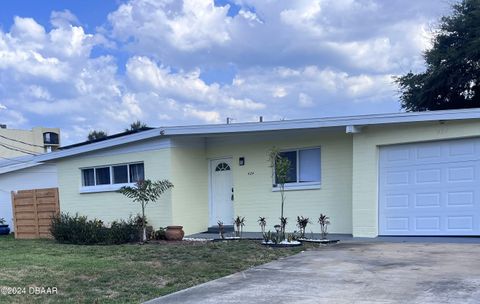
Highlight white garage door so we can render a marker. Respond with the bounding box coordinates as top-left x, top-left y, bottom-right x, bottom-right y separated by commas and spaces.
379, 137, 480, 236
